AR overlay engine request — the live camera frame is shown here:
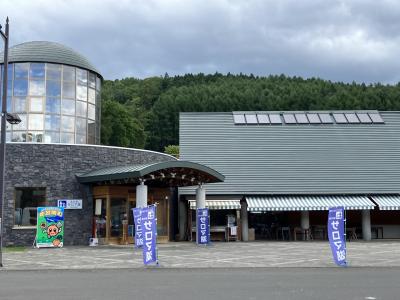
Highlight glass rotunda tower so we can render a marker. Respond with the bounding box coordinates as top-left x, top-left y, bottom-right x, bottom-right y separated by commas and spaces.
0, 41, 102, 144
